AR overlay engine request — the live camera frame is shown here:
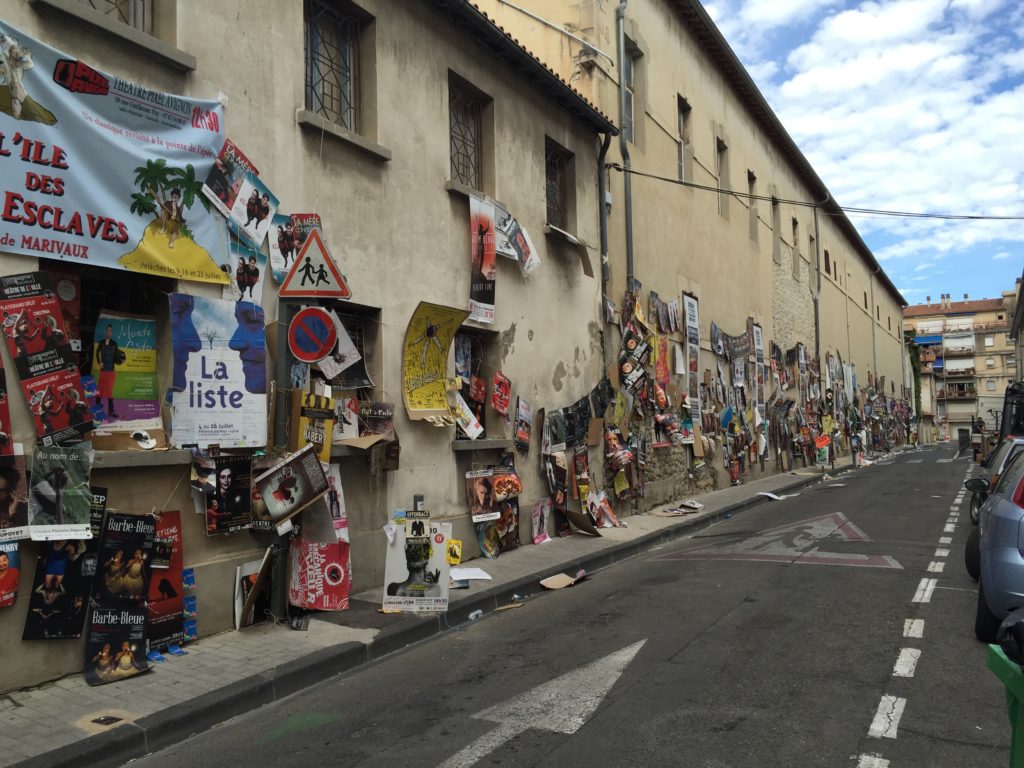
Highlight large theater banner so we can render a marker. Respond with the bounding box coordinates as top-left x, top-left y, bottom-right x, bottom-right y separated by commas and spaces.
0, 20, 228, 284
